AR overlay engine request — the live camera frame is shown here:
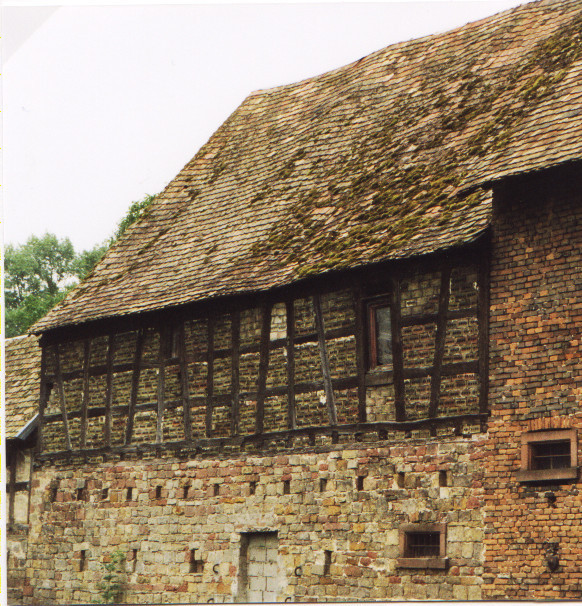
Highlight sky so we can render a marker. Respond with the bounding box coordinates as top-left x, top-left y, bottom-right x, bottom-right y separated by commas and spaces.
3, 0, 526, 253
